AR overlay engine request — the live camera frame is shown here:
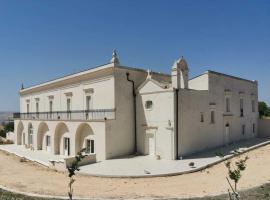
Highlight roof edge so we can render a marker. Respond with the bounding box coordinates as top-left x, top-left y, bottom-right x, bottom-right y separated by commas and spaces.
21, 63, 170, 94
189, 70, 257, 84
207, 70, 258, 84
